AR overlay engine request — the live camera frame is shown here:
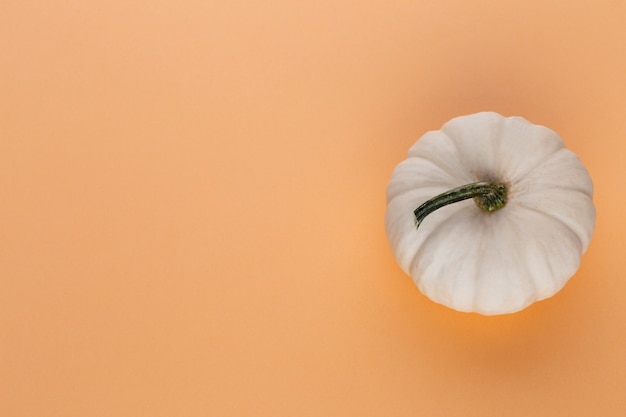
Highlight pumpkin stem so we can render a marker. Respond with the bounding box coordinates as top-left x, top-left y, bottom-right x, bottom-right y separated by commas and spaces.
414, 182, 507, 229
